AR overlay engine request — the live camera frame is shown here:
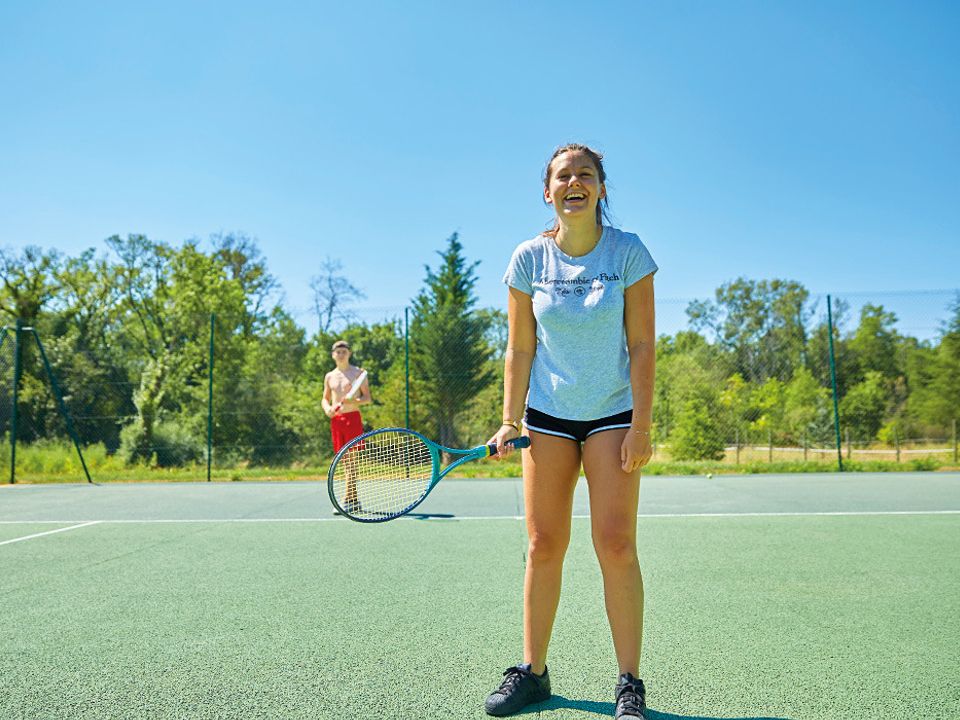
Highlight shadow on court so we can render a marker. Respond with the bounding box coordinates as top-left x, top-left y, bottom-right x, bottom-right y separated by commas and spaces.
518, 696, 792, 719
645, 711, 792, 720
